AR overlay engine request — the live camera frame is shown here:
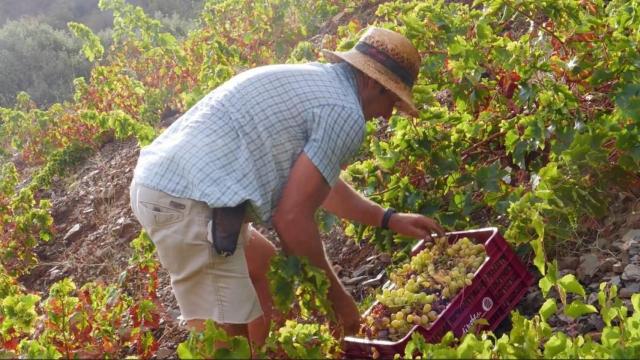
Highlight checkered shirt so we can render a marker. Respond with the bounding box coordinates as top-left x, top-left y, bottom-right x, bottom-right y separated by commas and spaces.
133, 62, 365, 224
